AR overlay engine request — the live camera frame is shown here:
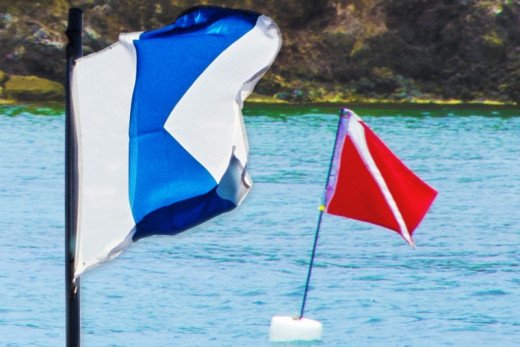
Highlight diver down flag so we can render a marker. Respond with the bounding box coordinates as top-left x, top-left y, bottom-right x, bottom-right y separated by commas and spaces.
71, 7, 282, 276
324, 109, 437, 246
